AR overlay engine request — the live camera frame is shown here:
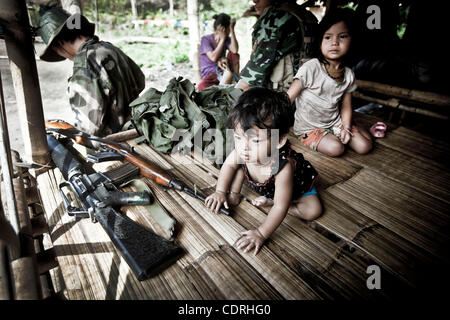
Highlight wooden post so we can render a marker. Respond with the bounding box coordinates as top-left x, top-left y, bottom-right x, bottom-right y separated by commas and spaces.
0, 69, 21, 242
169, 0, 174, 17
0, 0, 50, 167
94, 0, 99, 30
352, 91, 449, 120
130, 0, 138, 18
187, 0, 201, 83
0, 240, 12, 299
356, 80, 450, 107
130, 0, 138, 29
